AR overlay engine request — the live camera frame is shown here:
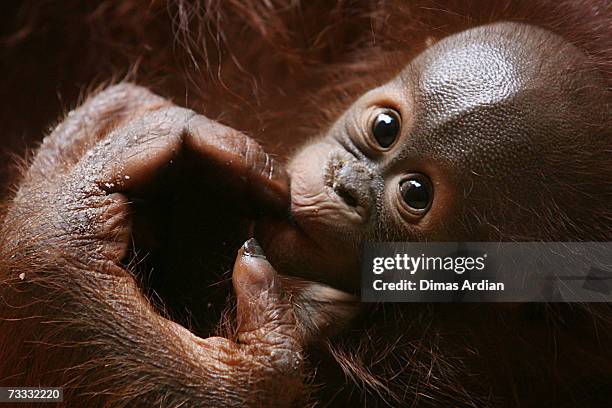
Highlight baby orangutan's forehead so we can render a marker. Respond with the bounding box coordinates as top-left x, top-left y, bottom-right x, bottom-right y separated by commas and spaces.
415, 35, 528, 118
391, 22, 593, 180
